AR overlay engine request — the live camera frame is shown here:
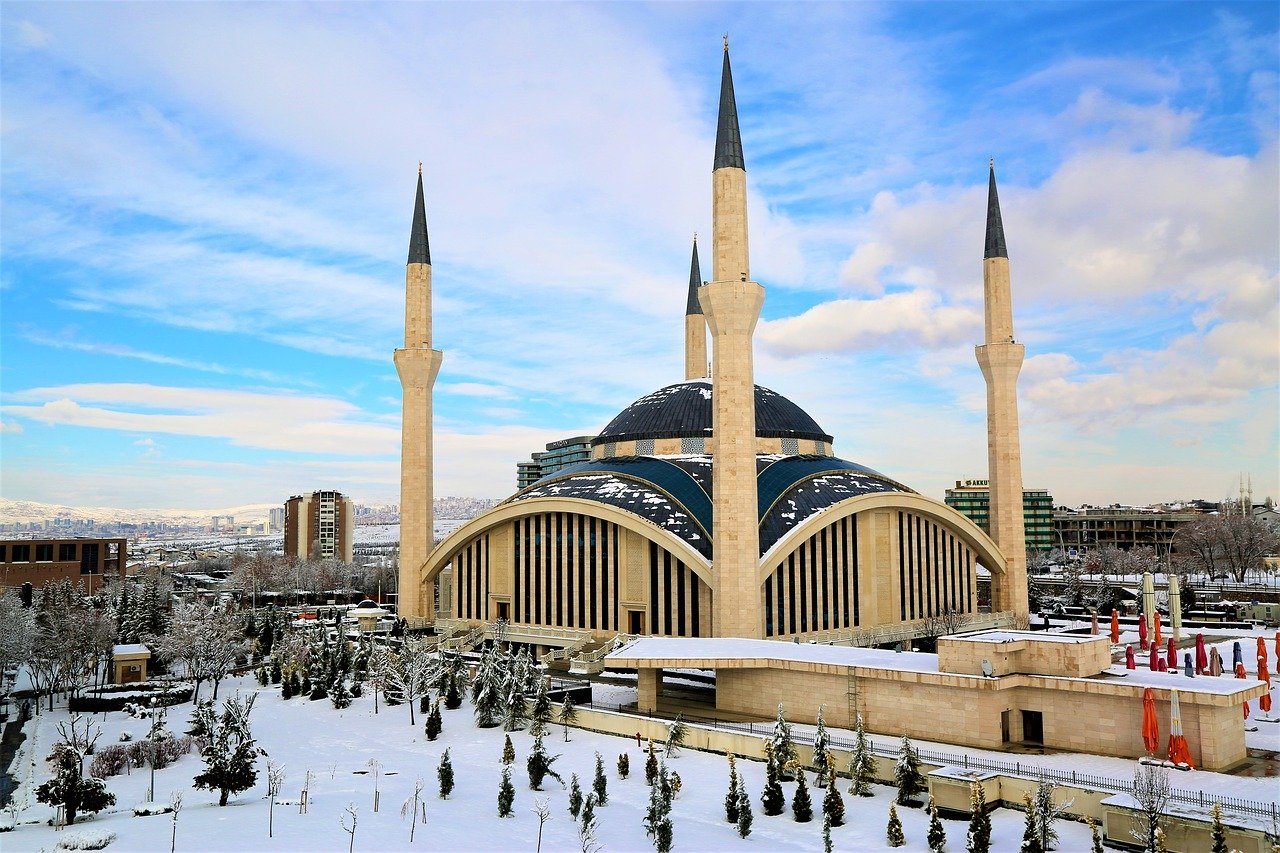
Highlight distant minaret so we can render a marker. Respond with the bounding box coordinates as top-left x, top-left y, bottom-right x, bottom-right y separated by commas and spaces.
975, 161, 1029, 622
699, 38, 764, 638
395, 166, 445, 620
684, 235, 708, 380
